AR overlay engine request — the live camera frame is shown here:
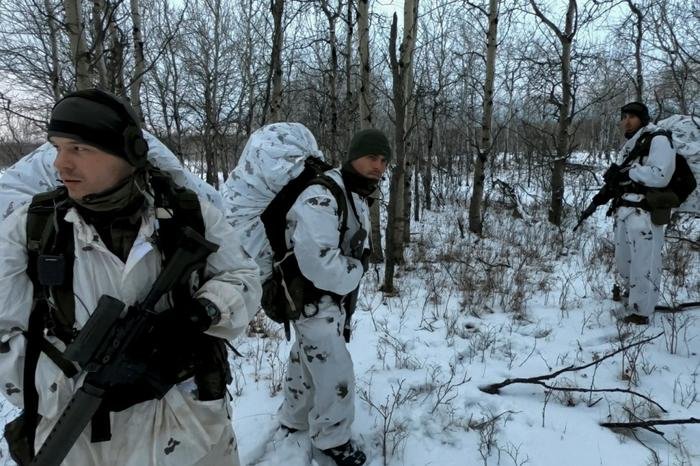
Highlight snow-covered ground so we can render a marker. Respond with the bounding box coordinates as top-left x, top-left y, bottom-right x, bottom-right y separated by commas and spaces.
231, 192, 700, 466
0, 169, 698, 466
